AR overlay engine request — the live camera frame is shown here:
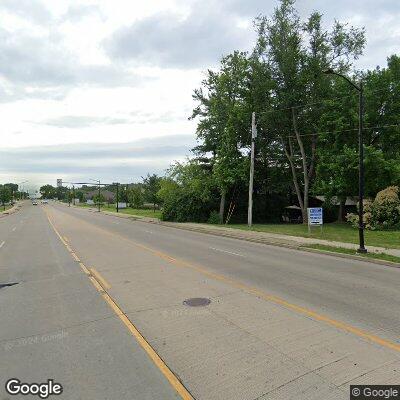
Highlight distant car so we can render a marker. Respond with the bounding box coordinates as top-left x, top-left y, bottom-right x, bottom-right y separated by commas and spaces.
32, 201, 38, 205
41, 200, 48, 204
